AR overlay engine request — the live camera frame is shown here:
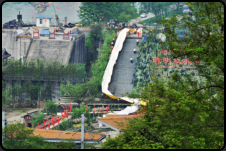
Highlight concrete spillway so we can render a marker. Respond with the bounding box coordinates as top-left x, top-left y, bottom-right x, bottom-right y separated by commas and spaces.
2, 29, 86, 64
27, 39, 73, 64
